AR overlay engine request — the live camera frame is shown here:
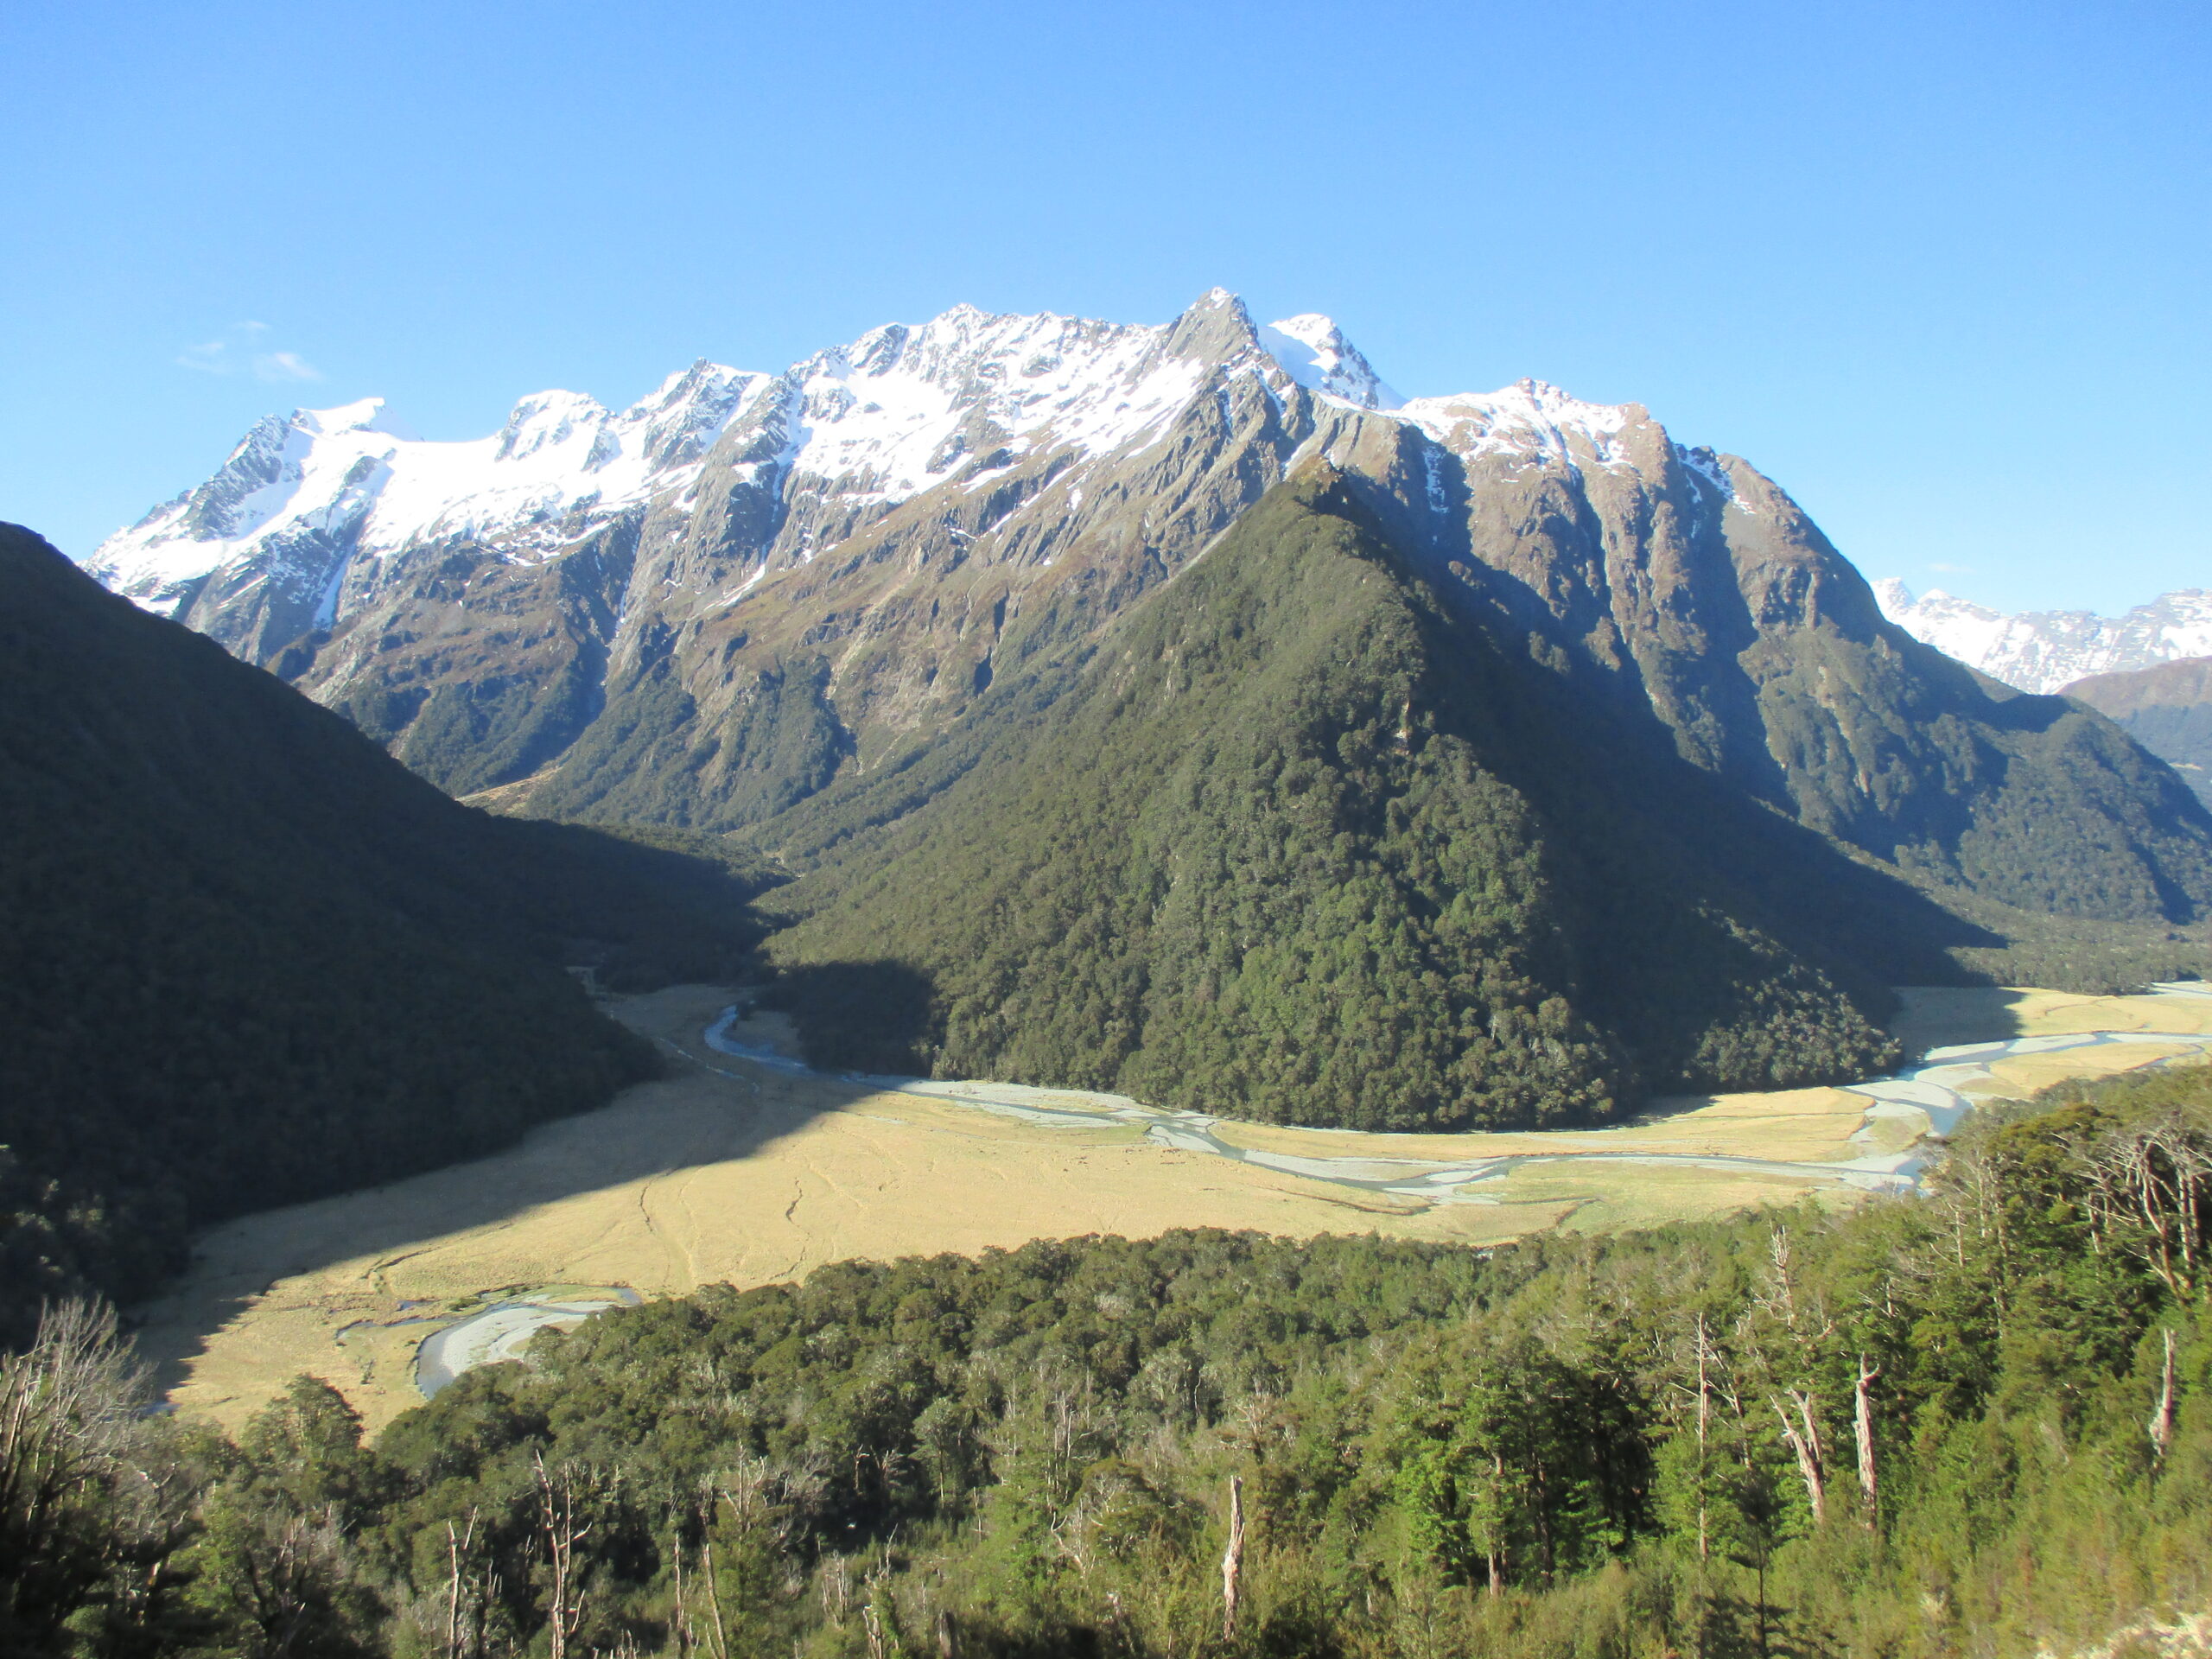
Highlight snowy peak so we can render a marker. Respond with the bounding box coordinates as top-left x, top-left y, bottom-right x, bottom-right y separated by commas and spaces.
1877, 580, 2212, 694
1256, 314, 1402, 411
1396, 376, 1643, 471
89, 363, 772, 607
494, 390, 610, 461
773, 304, 1192, 501
298, 397, 416, 440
